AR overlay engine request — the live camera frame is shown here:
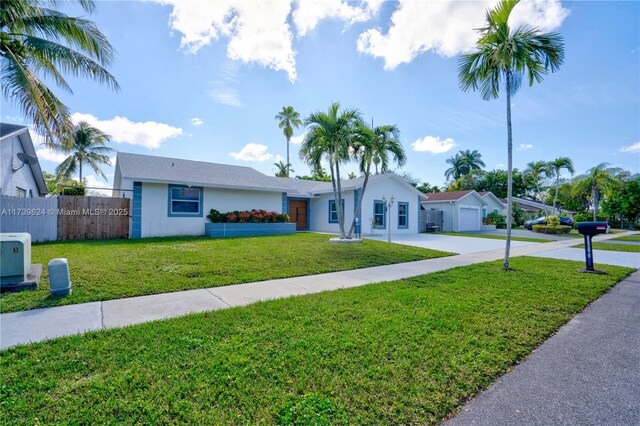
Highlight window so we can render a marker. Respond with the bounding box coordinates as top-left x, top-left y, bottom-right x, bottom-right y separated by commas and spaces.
482, 208, 487, 217
168, 185, 203, 217
328, 199, 344, 223
15, 187, 26, 197
398, 202, 408, 228
373, 200, 385, 229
